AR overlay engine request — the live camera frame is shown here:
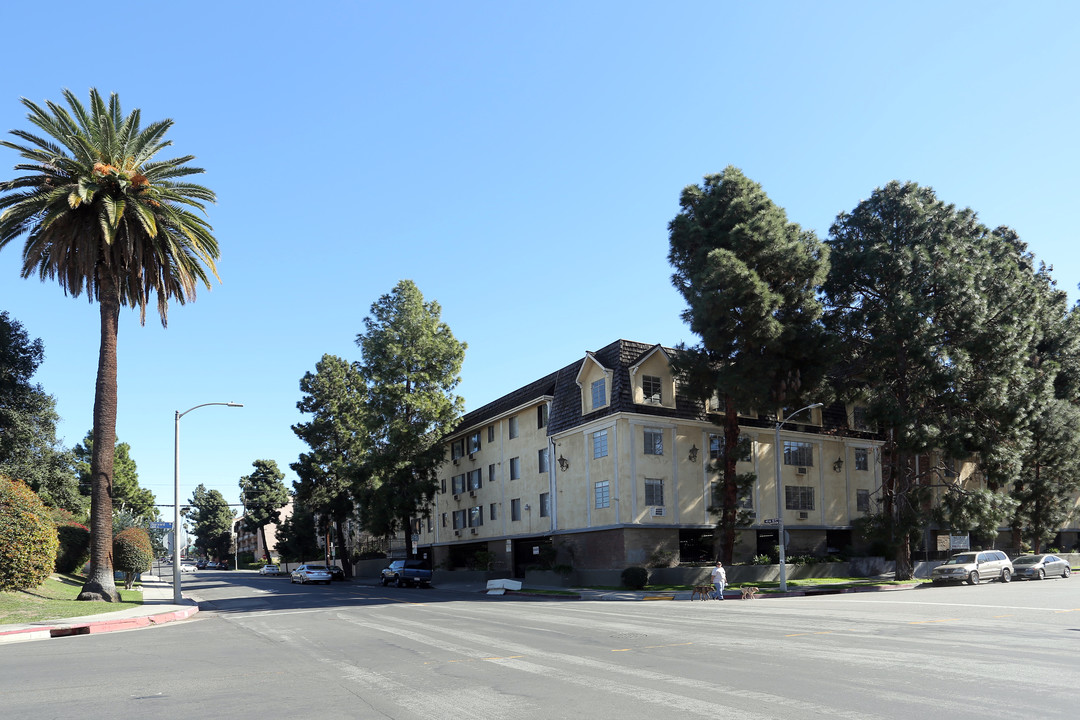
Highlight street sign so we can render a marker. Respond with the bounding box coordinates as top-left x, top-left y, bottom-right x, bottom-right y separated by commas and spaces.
149, 521, 173, 530
762, 518, 780, 525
